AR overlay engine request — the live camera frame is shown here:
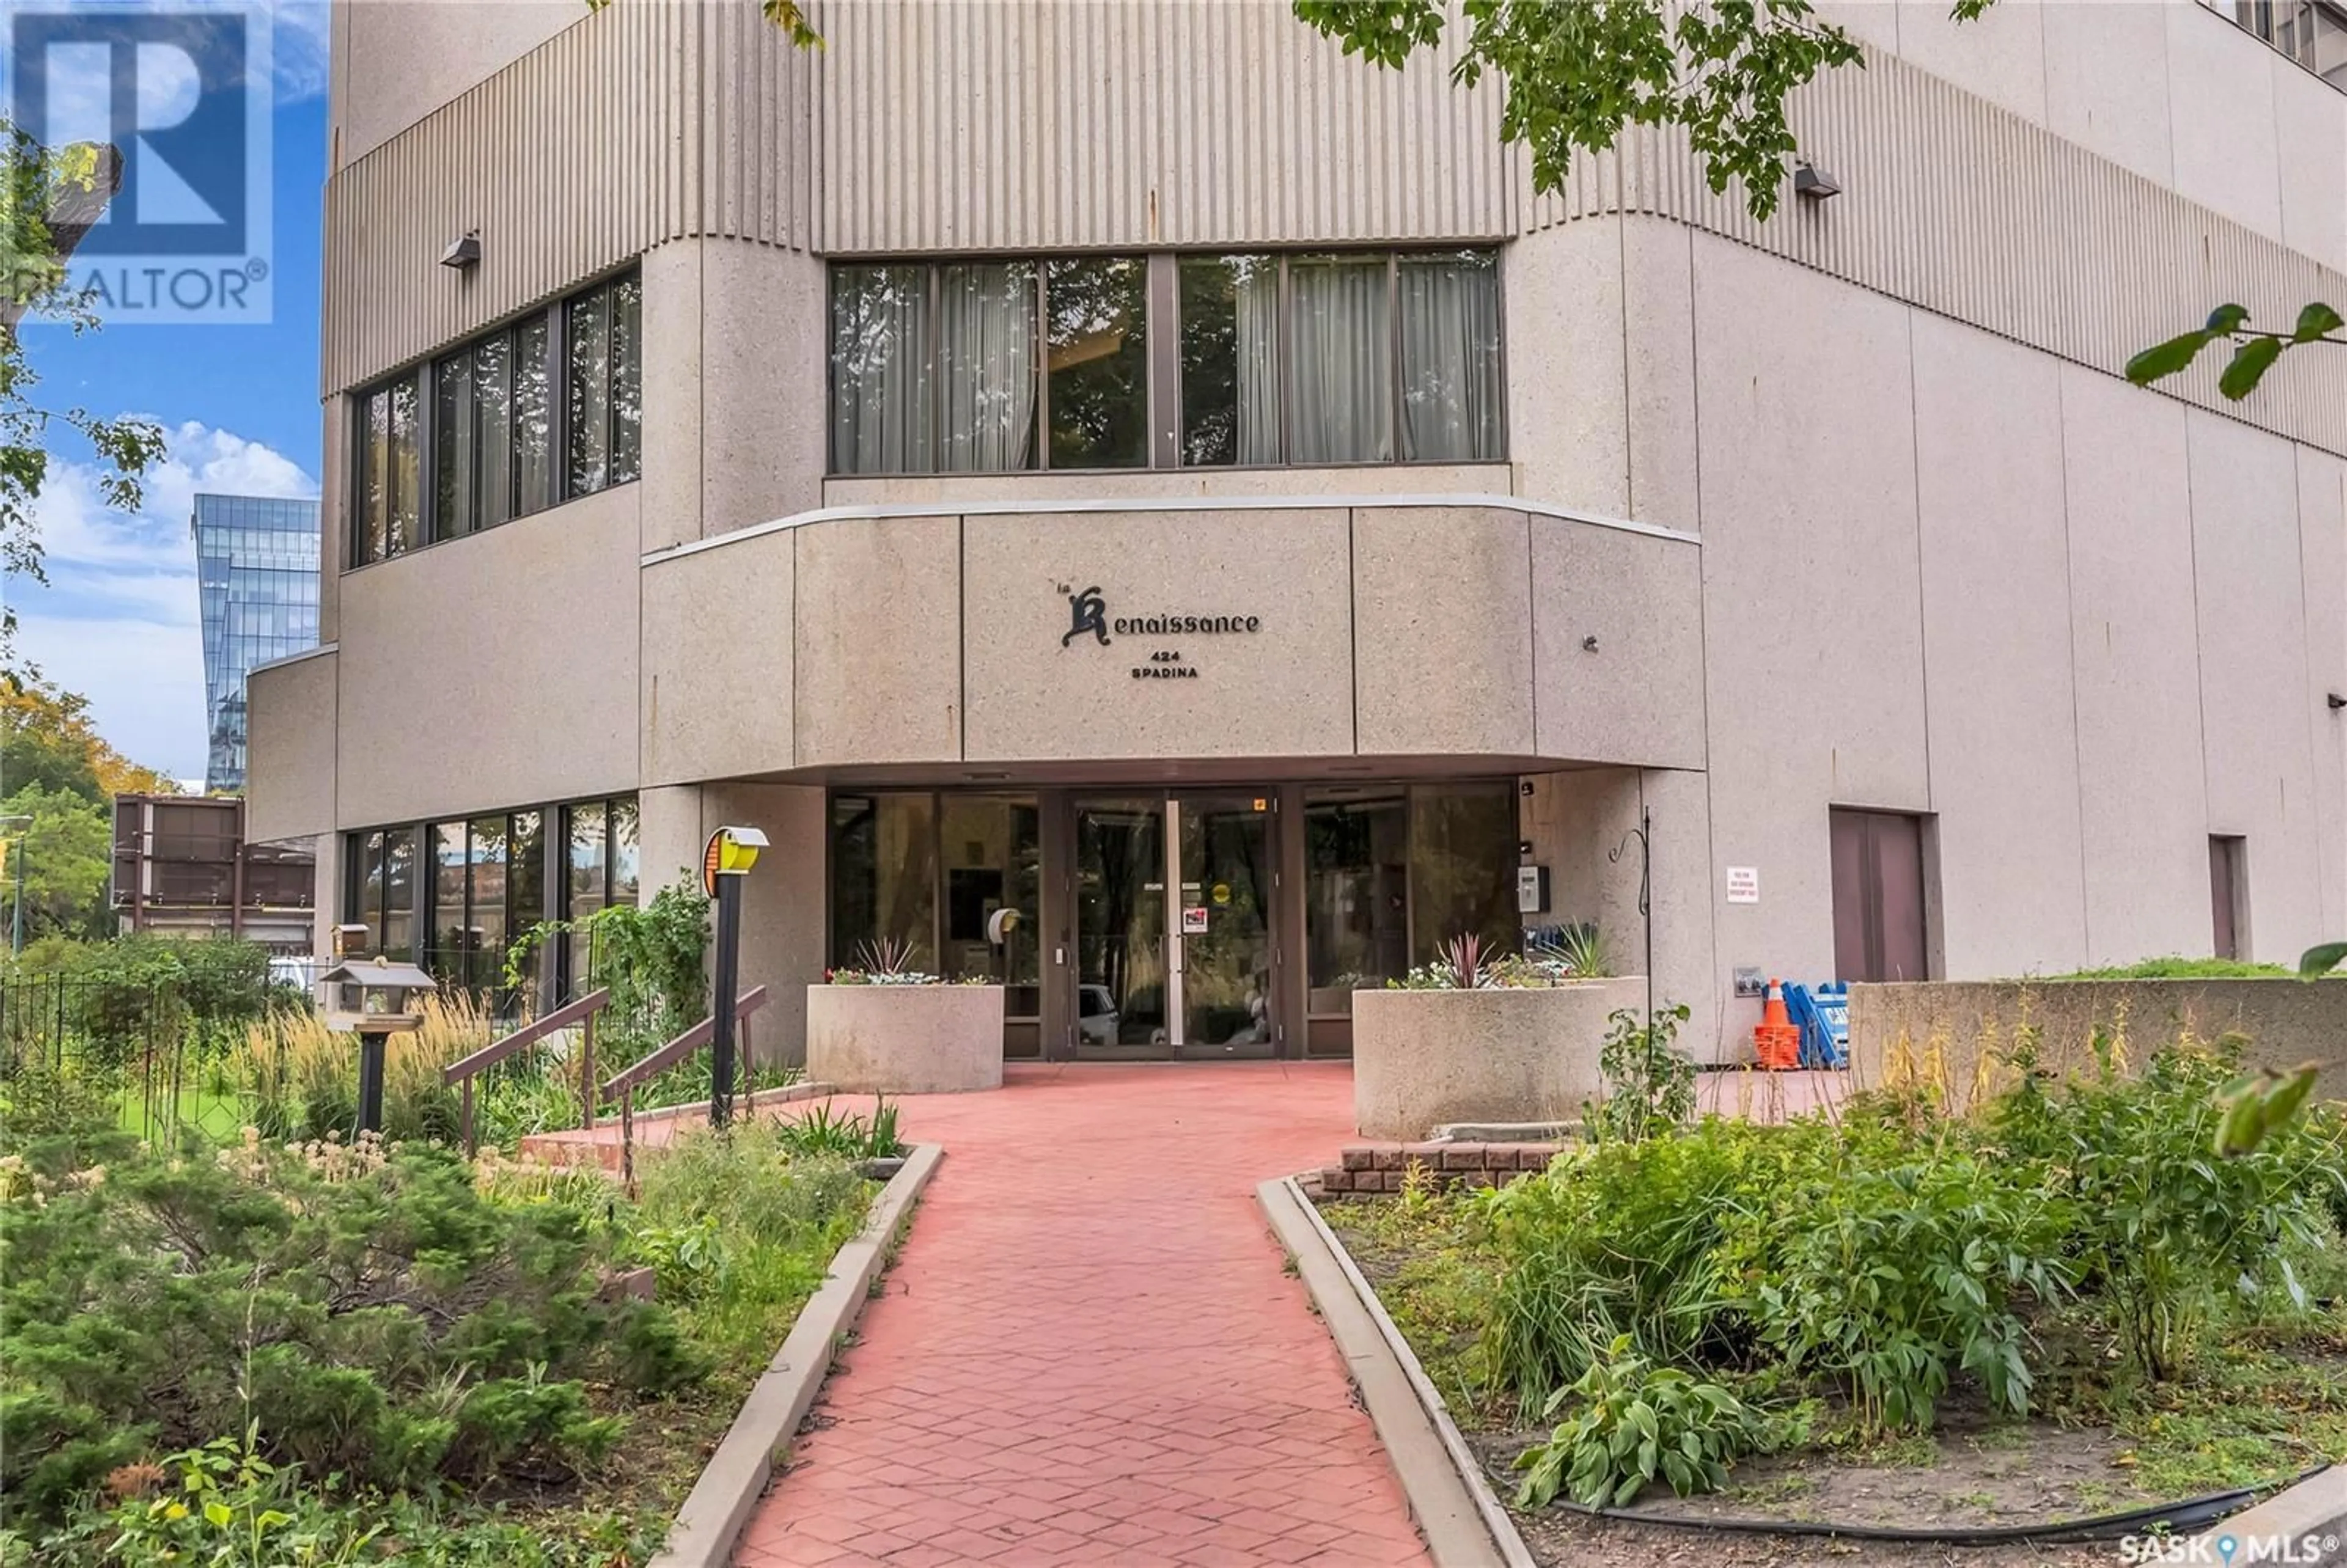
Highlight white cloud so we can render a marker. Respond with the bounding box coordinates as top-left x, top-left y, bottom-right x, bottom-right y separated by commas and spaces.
7, 419, 317, 782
